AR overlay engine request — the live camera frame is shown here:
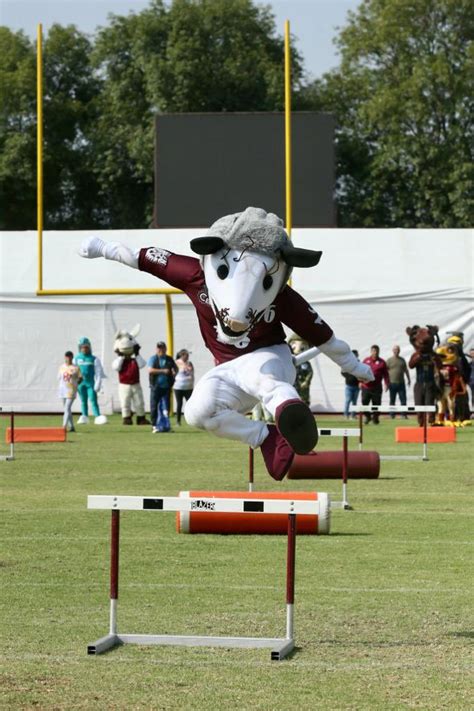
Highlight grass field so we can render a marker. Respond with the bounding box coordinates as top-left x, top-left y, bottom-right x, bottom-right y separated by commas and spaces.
1, 413, 473, 710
